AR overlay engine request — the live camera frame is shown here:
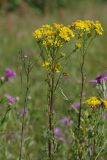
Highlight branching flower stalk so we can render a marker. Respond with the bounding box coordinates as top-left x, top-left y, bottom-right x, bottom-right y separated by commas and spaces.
47, 50, 55, 160
19, 53, 33, 160
78, 35, 96, 129
47, 49, 76, 159
33, 23, 75, 160
69, 21, 103, 129
77, 37, 96, 159
78, 41, 86, 129
68, 20, 103, 159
